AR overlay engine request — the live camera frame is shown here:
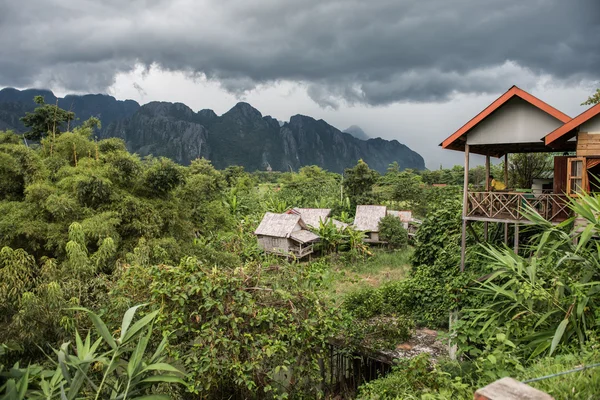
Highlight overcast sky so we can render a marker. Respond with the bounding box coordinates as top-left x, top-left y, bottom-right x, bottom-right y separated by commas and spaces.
1, 0, 599, 168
